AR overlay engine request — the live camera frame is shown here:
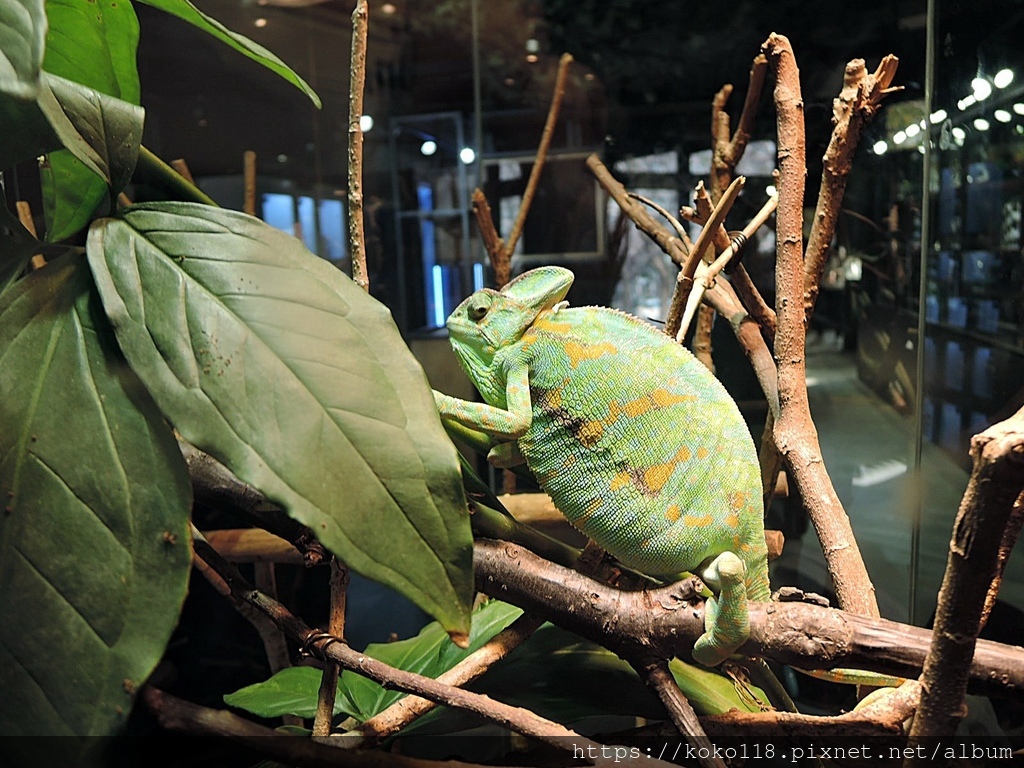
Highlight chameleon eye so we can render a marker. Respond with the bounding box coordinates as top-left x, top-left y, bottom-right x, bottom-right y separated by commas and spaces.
467, 294, 491, 322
